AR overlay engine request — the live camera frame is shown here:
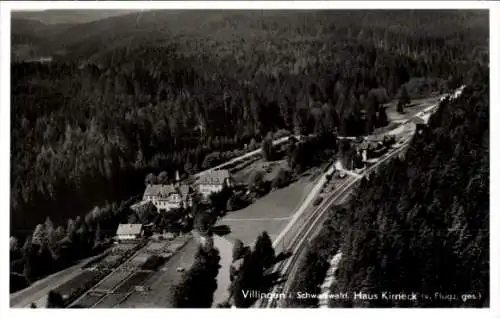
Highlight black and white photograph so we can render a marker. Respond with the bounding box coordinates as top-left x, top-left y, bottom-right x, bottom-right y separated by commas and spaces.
3, 1, 495, 313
